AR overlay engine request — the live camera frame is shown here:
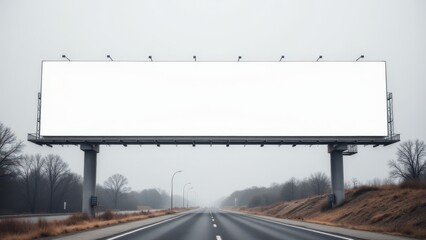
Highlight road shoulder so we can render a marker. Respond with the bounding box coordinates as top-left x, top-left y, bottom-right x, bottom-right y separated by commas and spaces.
222, 209, 417, 240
